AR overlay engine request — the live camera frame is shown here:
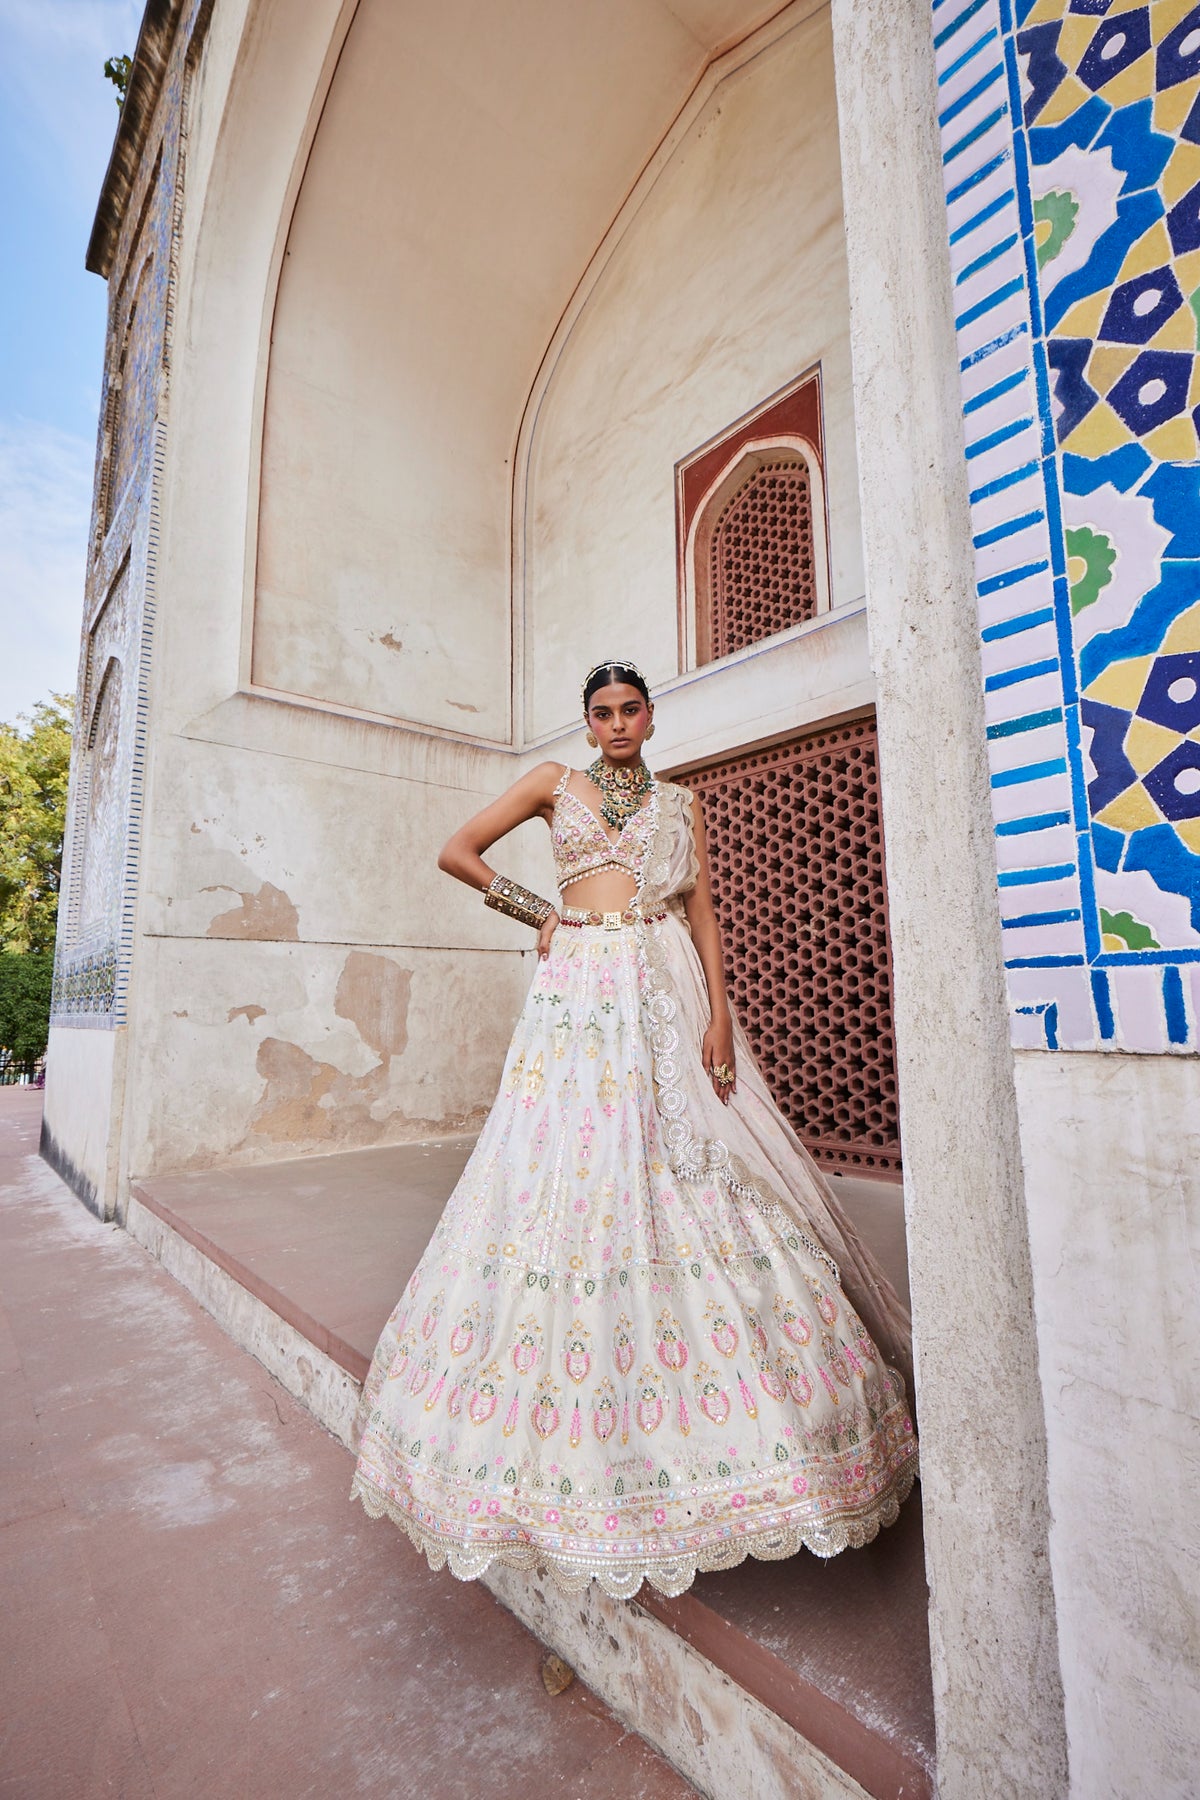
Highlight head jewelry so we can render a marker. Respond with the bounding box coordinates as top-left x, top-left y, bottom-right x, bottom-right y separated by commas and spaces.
580, 660, 649, 707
